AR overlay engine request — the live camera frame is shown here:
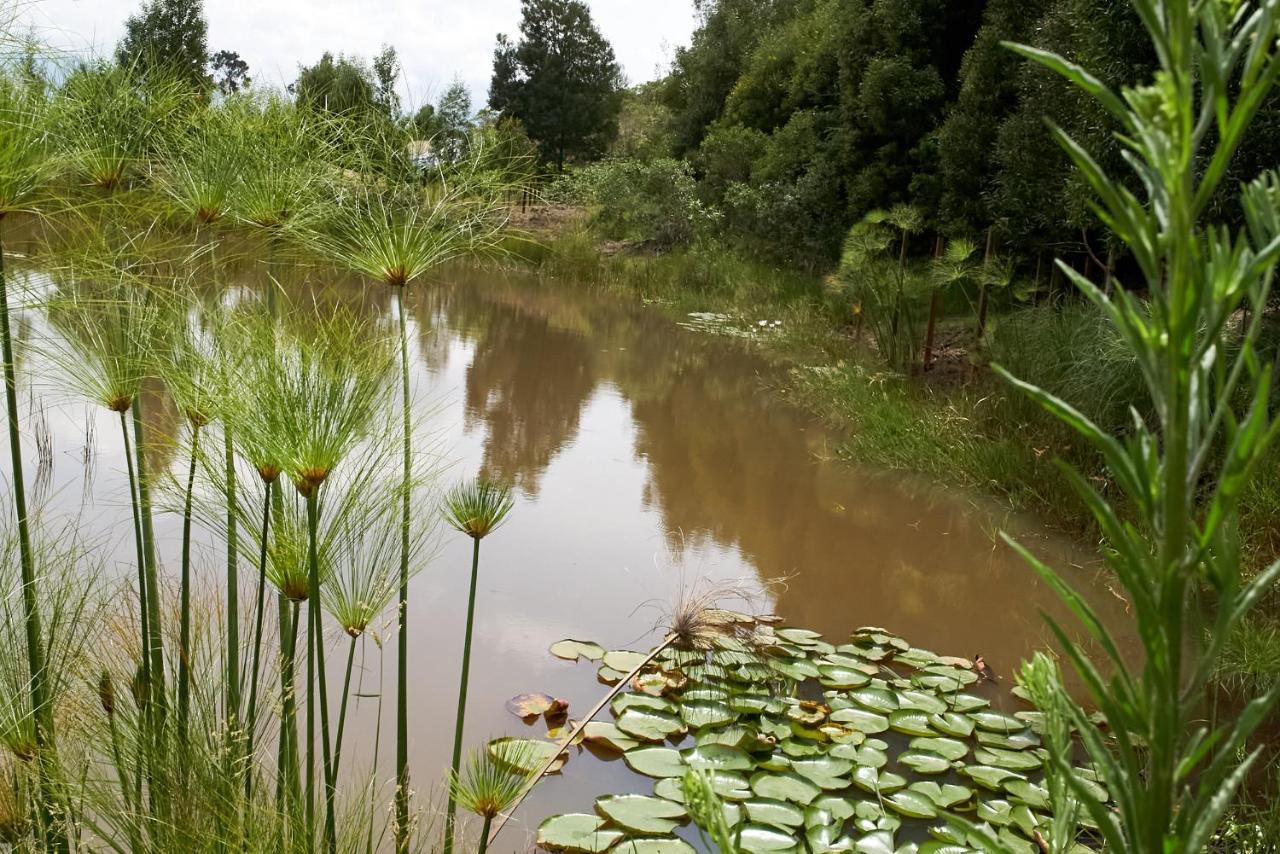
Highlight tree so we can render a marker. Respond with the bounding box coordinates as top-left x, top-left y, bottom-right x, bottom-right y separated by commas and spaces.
208, 49, 250, 95
292, 52, 376, 116
372, 45, 401, 119
487, 0, 623, 170
117, 0, 209, 90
